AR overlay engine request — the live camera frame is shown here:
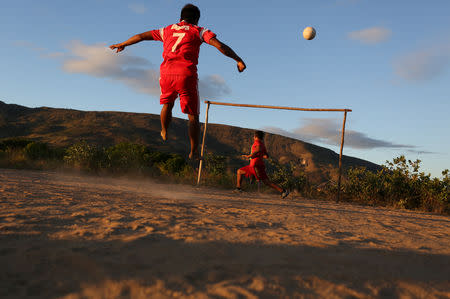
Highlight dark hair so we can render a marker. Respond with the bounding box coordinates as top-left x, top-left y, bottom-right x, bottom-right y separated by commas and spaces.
180, 4, 200, 25
254, 130, 265, 139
